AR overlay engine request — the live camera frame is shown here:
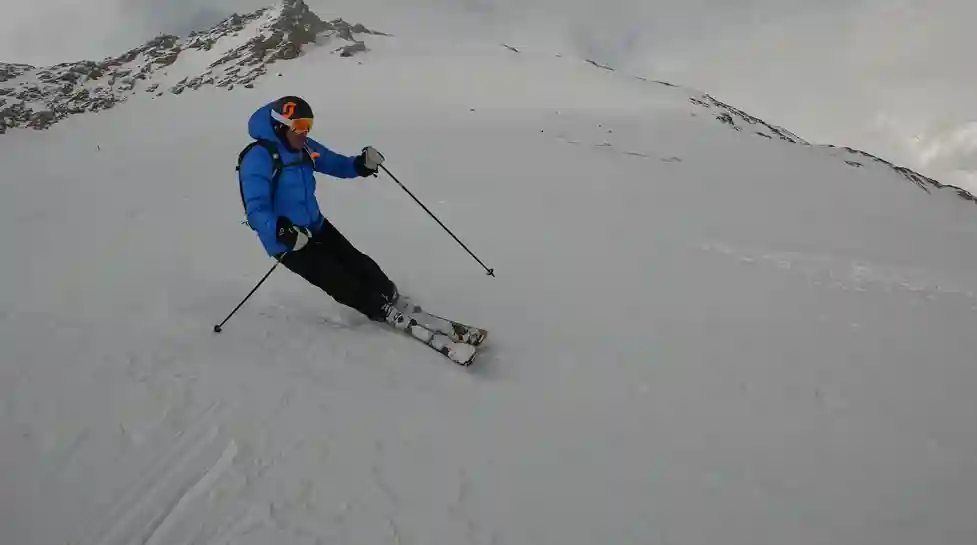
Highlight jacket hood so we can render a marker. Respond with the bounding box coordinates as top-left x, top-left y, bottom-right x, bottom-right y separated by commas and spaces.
247, 102, 286, 145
